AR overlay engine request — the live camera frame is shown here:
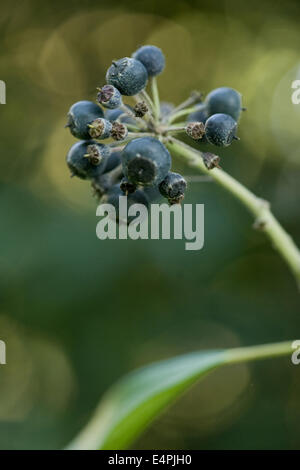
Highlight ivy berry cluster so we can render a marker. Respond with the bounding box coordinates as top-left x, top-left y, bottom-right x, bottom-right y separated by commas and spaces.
65, 45, 244, 221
